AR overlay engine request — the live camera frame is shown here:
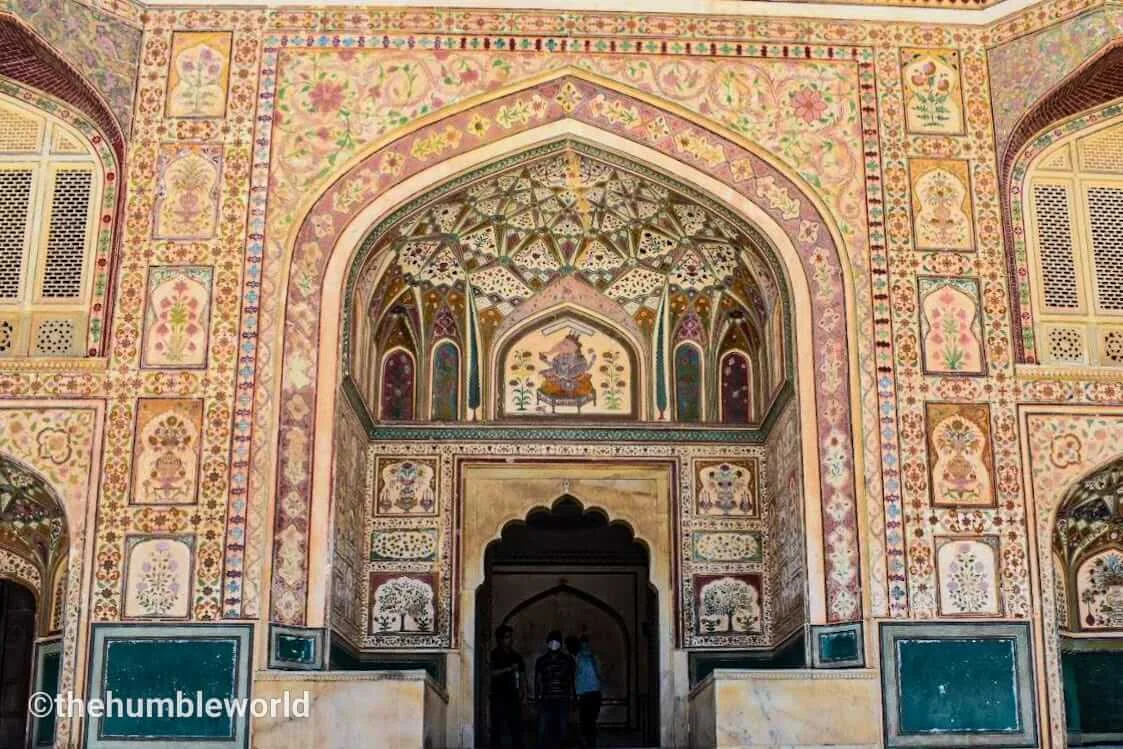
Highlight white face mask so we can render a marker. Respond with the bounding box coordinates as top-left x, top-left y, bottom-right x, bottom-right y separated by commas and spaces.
548, 640, 561, 651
